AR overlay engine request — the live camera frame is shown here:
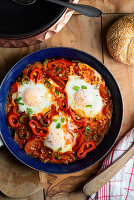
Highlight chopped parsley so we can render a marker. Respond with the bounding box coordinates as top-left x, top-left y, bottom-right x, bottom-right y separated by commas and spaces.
84, 126, 91, 134
61, 118, 65, 123
86, 105, 92, 108
56, 123, 61, 129
85, 126, 90, 131
58, 147, 62, 152
15, 97, 24, 105
26, 107, 33, 119
53, 119, 58, 122
18, 102, 24, 105
44, 80, 52, 88
17, 110, 21, 113
55, 155, 61, 160
54, 90, 59, 95
56, 67, 61, 72
81, 85, 87, 89
73, 86, 79, 91
16, 97, 22, 102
